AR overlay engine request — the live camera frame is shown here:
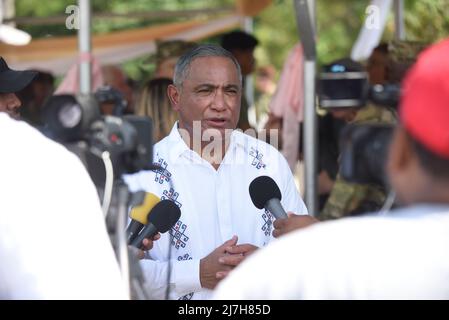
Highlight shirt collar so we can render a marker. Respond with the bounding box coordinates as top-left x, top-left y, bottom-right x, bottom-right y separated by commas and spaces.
230, 129, 248, 153
165, 122, 249, 162
165, 122, 192, 160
